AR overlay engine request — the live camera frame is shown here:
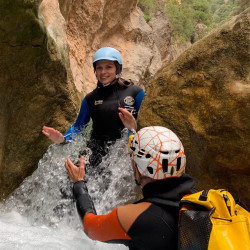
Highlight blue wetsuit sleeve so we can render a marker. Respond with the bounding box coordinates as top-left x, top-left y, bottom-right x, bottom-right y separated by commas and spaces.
64, 98, 90, 141
134, 89, 145, 112
127, 89, 145, 137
